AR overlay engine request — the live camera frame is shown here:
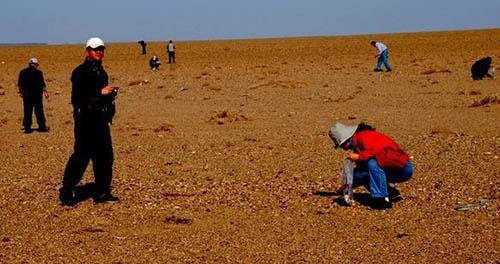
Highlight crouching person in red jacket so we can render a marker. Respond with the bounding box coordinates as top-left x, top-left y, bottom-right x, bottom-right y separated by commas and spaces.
329, 122, 413, 209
